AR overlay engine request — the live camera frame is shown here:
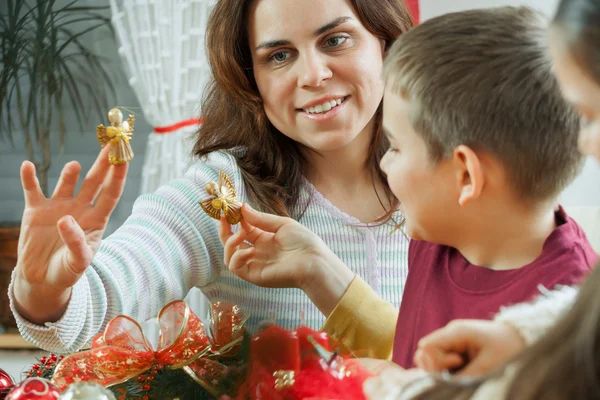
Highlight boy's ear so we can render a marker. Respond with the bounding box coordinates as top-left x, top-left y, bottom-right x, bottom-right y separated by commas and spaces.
453, 145, 484, 206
